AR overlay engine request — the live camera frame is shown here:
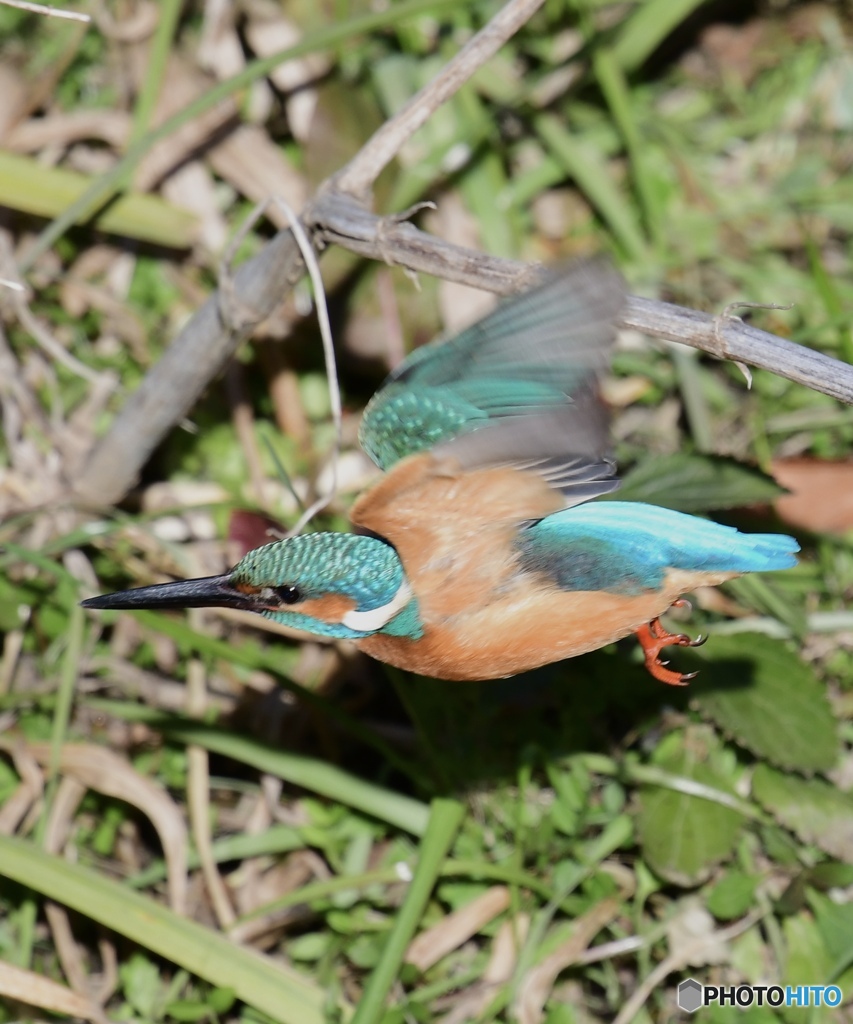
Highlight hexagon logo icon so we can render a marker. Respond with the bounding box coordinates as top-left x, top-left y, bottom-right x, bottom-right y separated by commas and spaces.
678, 978, 703, 1013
